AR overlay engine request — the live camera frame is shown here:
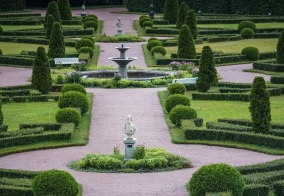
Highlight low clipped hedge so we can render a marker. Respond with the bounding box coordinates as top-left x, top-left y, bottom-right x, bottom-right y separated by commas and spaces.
19, 123, 62, 131
253, 61, 284, 72
0, 185, 33, 196
165, 94, 190, 113
271, 75, 284, 84
243, 170, 284, 186
273, 181, 284, 196
145, 28, 180, 35
192, 92, 250, 102
242, 184, 269, 196
0, 89, 29, 97
12, 95, 59, 103
61, 84, 86, 95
